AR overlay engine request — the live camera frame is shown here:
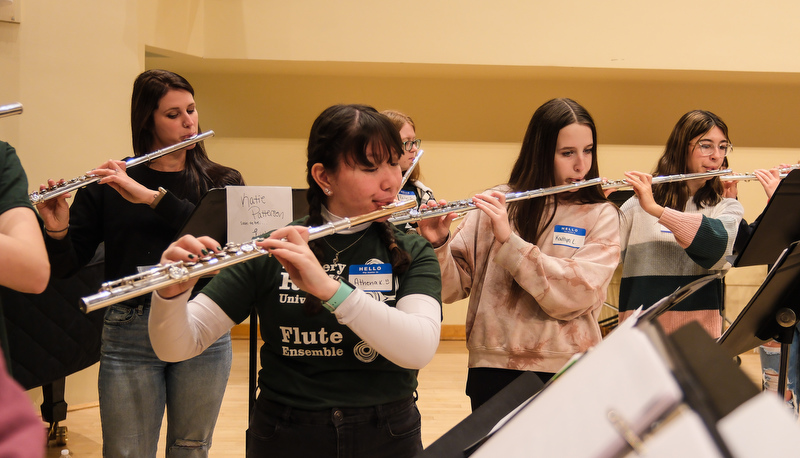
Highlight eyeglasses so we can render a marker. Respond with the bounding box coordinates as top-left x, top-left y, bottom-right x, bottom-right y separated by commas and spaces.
402, 139, 422, 152
691, 140, 733, 157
